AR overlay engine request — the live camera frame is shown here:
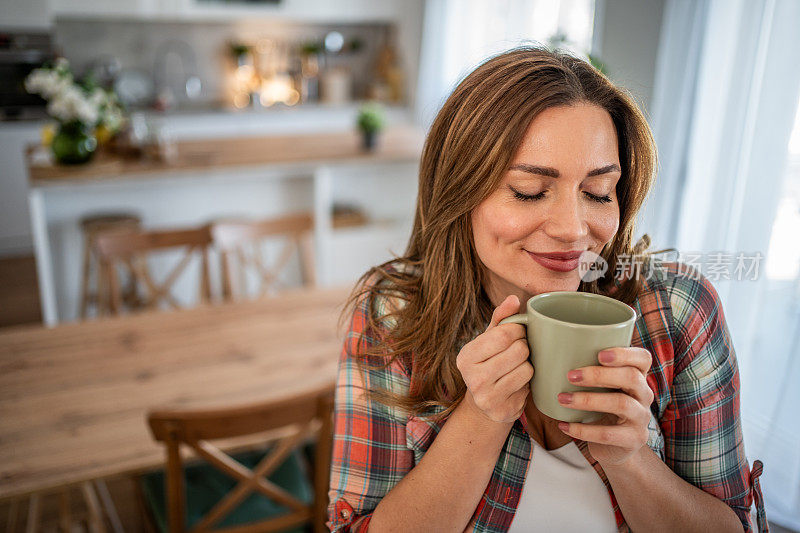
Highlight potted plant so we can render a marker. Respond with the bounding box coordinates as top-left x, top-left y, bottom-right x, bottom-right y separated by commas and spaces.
228, 41, 252, 67
356, 102, 385, 151
25, 58, 126, 165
